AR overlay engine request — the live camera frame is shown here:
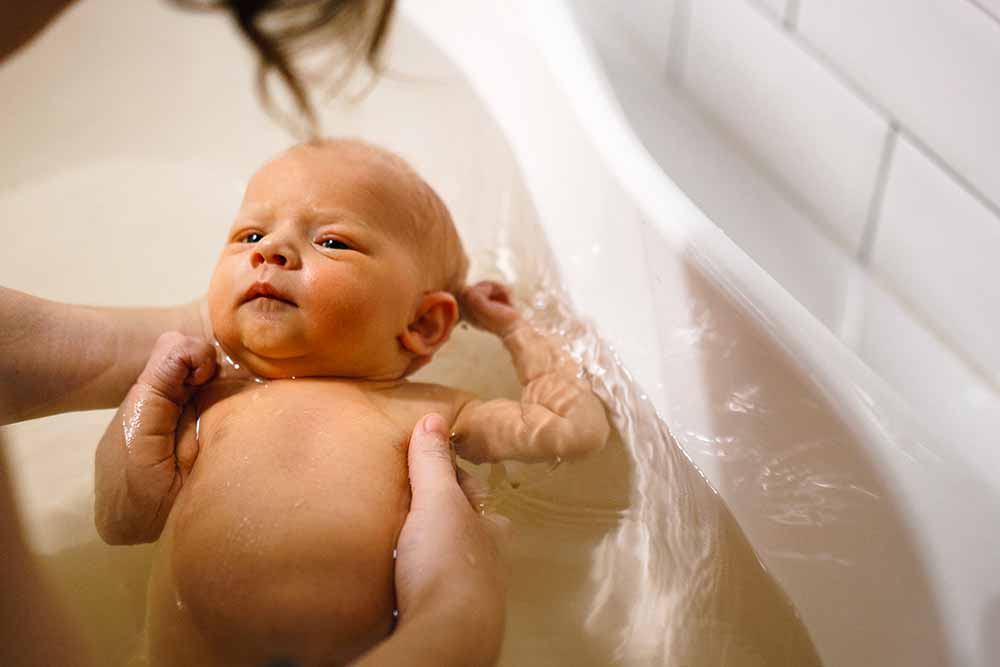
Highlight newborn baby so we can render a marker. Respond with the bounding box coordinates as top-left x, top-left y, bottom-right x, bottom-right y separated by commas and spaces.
94, 139, 610, 666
